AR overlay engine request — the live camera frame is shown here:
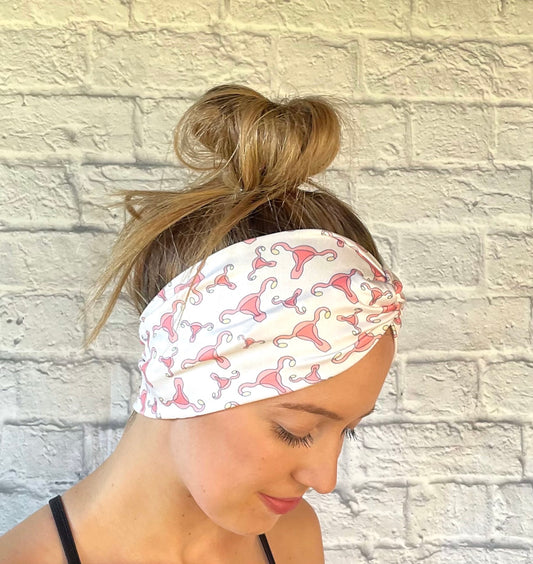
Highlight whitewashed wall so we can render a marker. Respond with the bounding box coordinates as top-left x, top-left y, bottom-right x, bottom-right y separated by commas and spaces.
1, 1, 532, 562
